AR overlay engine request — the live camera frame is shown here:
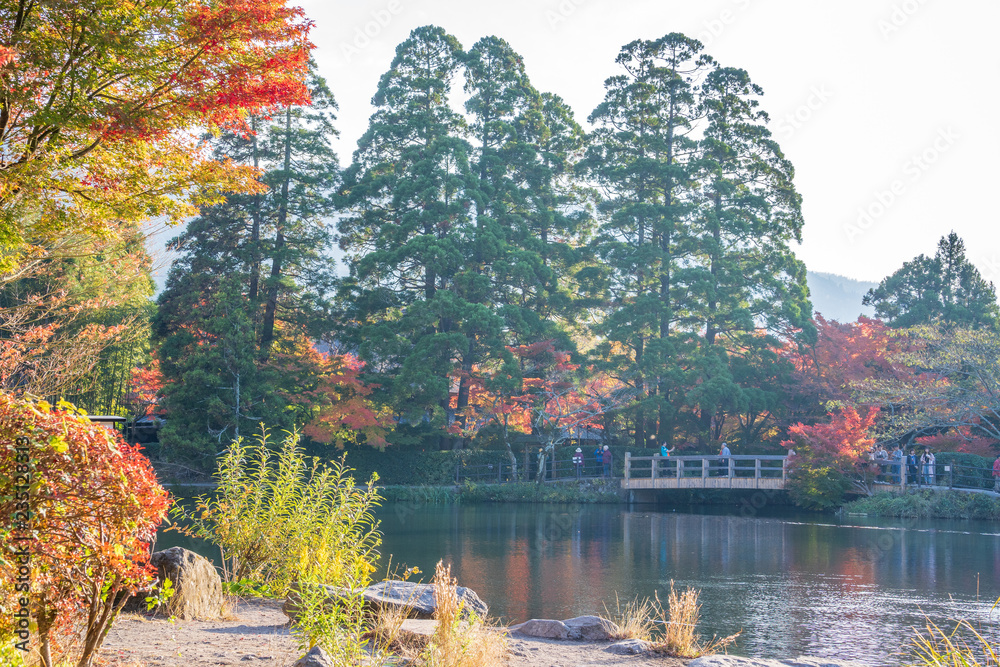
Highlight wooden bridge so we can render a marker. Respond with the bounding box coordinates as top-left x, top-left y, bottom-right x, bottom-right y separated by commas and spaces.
622, 454, 789, 492
621, 453, 1000, 499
